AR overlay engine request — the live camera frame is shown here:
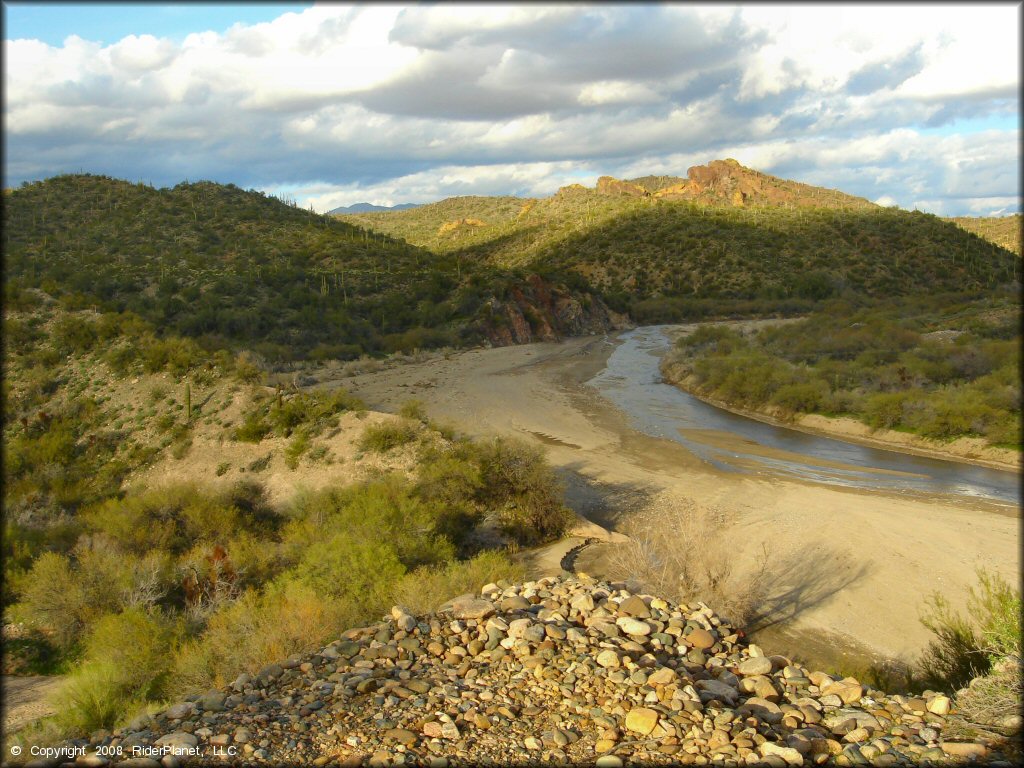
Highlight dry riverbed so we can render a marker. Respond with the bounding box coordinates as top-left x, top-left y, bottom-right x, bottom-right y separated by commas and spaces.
313, 329, 1020, 672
